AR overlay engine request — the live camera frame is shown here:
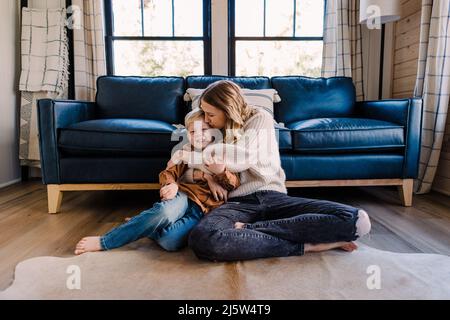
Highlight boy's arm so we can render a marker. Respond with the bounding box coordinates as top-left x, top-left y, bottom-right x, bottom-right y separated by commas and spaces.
159, 163, 188, 186
213, 169, 240, 191
179, 168, 195, 184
